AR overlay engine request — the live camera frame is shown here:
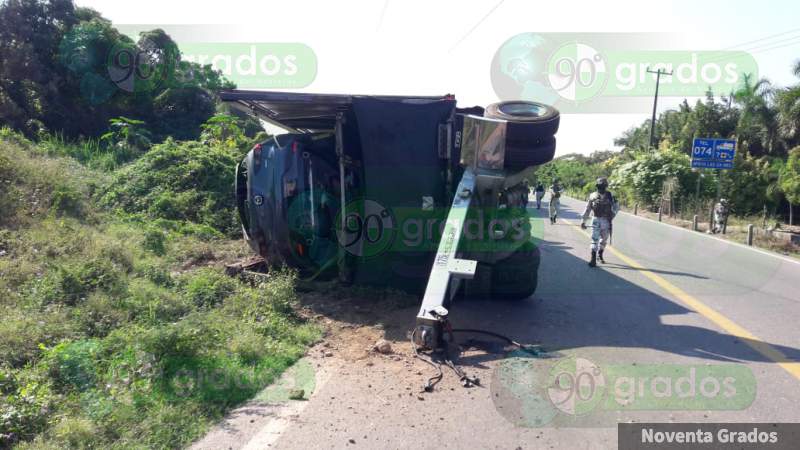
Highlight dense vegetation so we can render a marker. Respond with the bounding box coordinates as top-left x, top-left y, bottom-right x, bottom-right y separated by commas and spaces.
0, 128, 319, 449
0, 1, 319, 448
533, 70, 800, 225
0, 0, 240, 141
